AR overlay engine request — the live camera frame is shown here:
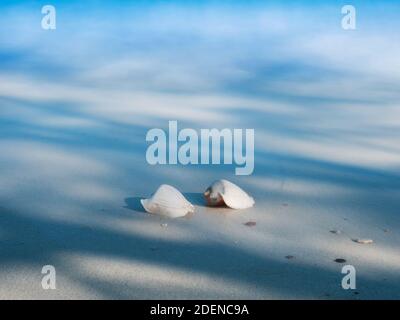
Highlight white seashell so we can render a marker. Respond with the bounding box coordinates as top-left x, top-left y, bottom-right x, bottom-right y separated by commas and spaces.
204, 179, 255, 209
141, 184, 194, 218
